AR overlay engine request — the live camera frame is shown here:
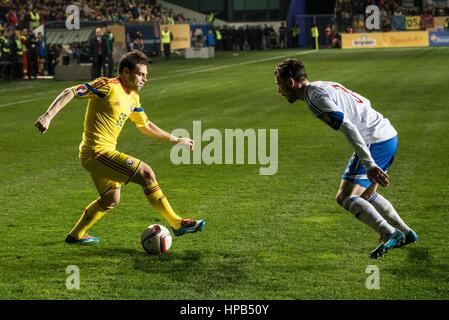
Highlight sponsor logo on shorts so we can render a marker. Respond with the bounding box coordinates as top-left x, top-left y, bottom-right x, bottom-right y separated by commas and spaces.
125, 158, 135, 166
